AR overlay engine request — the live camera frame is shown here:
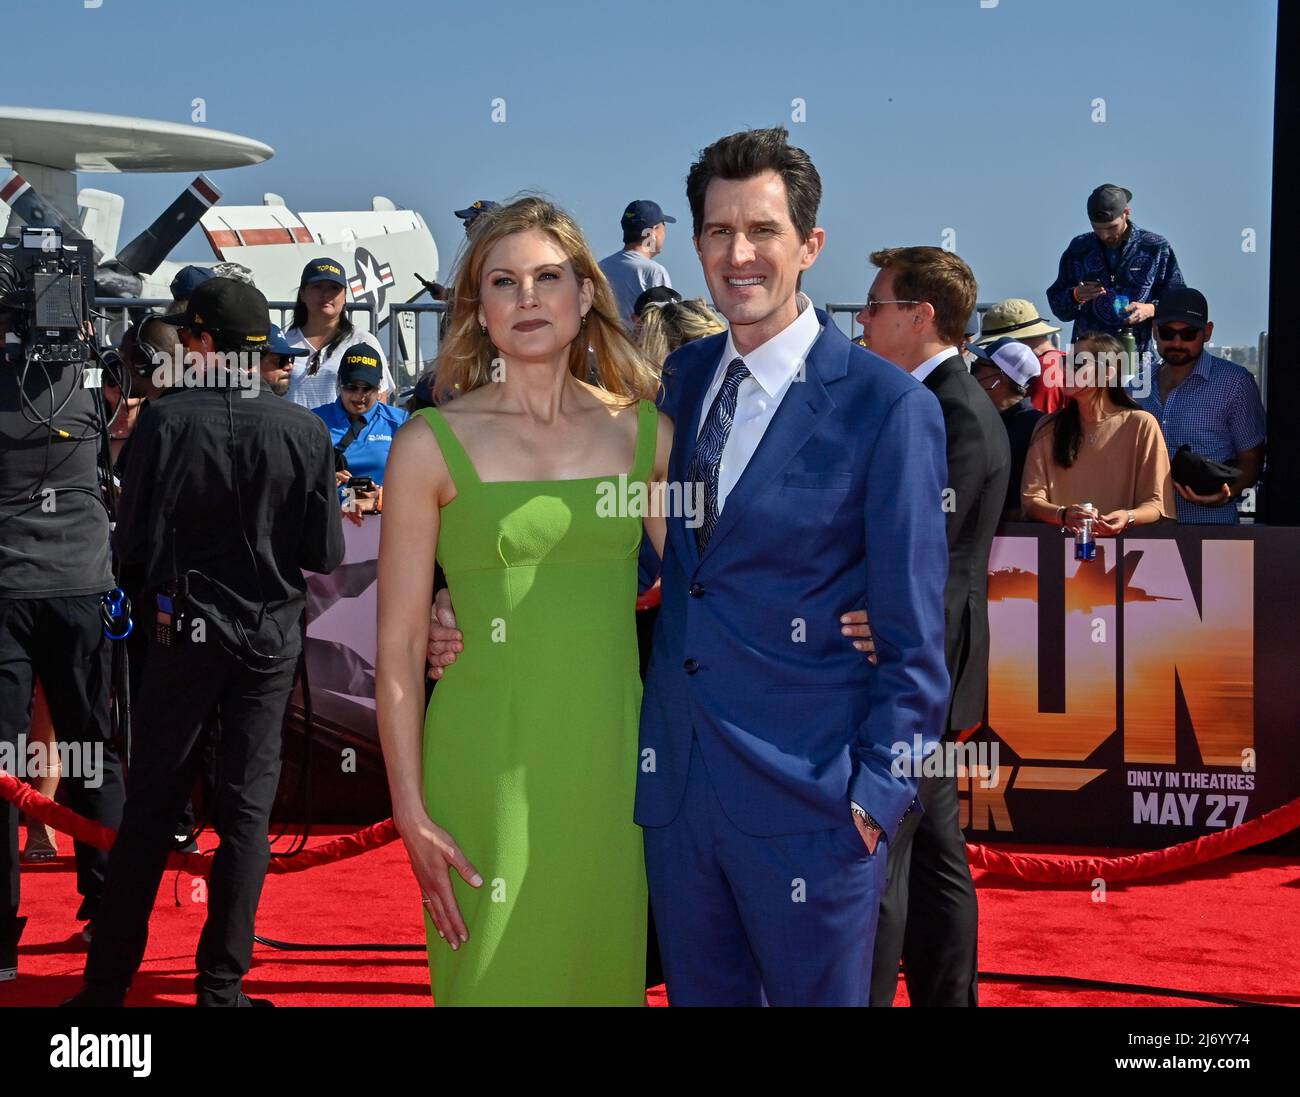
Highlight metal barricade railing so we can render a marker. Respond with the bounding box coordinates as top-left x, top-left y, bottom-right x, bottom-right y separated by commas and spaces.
94, 298, 377, 345
825, 301, 1015, 344
387, 301, 448, 392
